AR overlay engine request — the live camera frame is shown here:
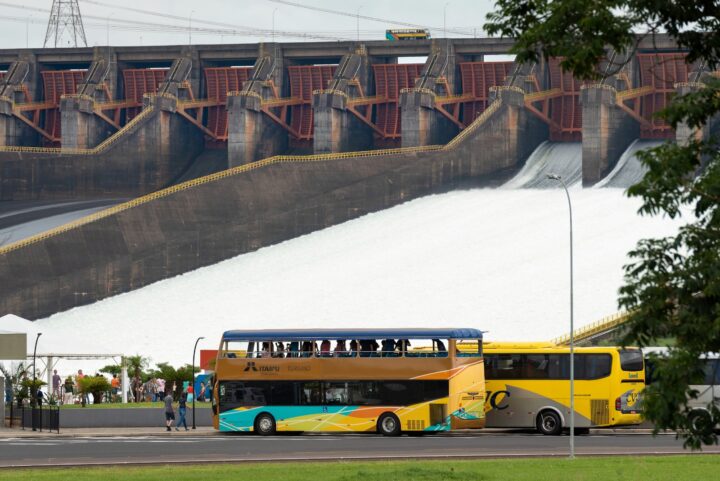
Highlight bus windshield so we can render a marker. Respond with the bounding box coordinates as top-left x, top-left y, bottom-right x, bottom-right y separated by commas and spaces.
619, 349, 644, 372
